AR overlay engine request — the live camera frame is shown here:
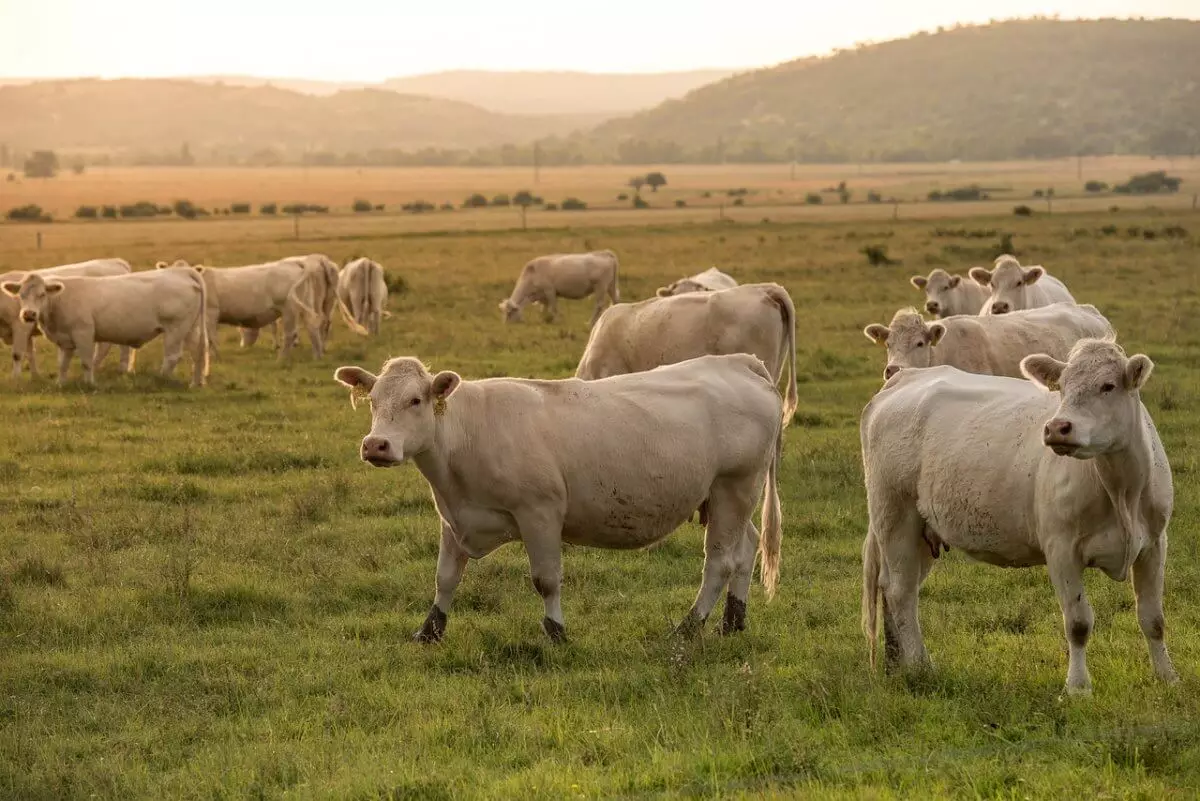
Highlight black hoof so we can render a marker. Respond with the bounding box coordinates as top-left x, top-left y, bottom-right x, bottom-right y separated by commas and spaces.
719, 593, 747, 635
413, 605, 447, 643
543, 617, 567, 643
672, 610, 706, 639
